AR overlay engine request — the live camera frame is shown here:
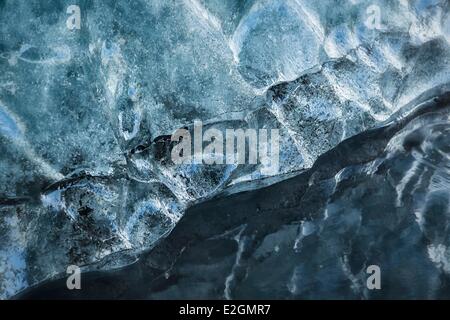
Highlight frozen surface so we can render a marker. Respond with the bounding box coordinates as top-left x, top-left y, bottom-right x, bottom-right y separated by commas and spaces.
0, 0, 449, 298
17, 86, 450, 299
